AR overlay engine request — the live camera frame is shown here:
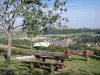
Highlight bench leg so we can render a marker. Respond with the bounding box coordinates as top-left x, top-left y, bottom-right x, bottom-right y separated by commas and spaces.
60, 59, 64, 69
56, 64, 60, 71
42, 58, 45, 62
51, 64, 54, 75
30, 62, 34, 70
86, 50, 89, 62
